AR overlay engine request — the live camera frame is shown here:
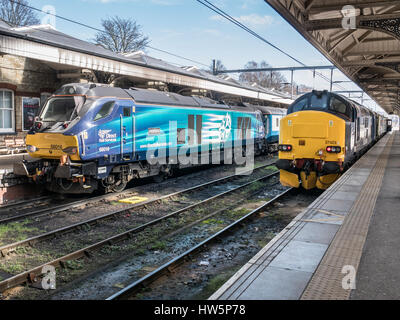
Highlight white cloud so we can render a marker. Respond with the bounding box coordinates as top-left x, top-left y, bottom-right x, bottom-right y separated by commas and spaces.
210, 13, 274, 29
